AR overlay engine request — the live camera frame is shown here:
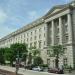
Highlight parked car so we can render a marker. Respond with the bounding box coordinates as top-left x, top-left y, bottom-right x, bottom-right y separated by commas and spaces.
32, 66, 43, 71
48, 68, 64, 74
